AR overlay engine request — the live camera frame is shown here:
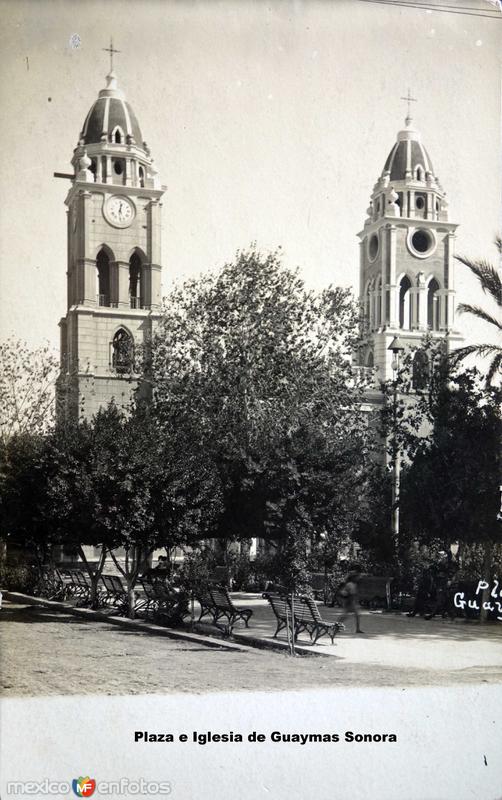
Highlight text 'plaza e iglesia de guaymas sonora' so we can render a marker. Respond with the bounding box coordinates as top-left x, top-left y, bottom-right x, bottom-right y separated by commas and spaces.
55, 56, 463, 423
